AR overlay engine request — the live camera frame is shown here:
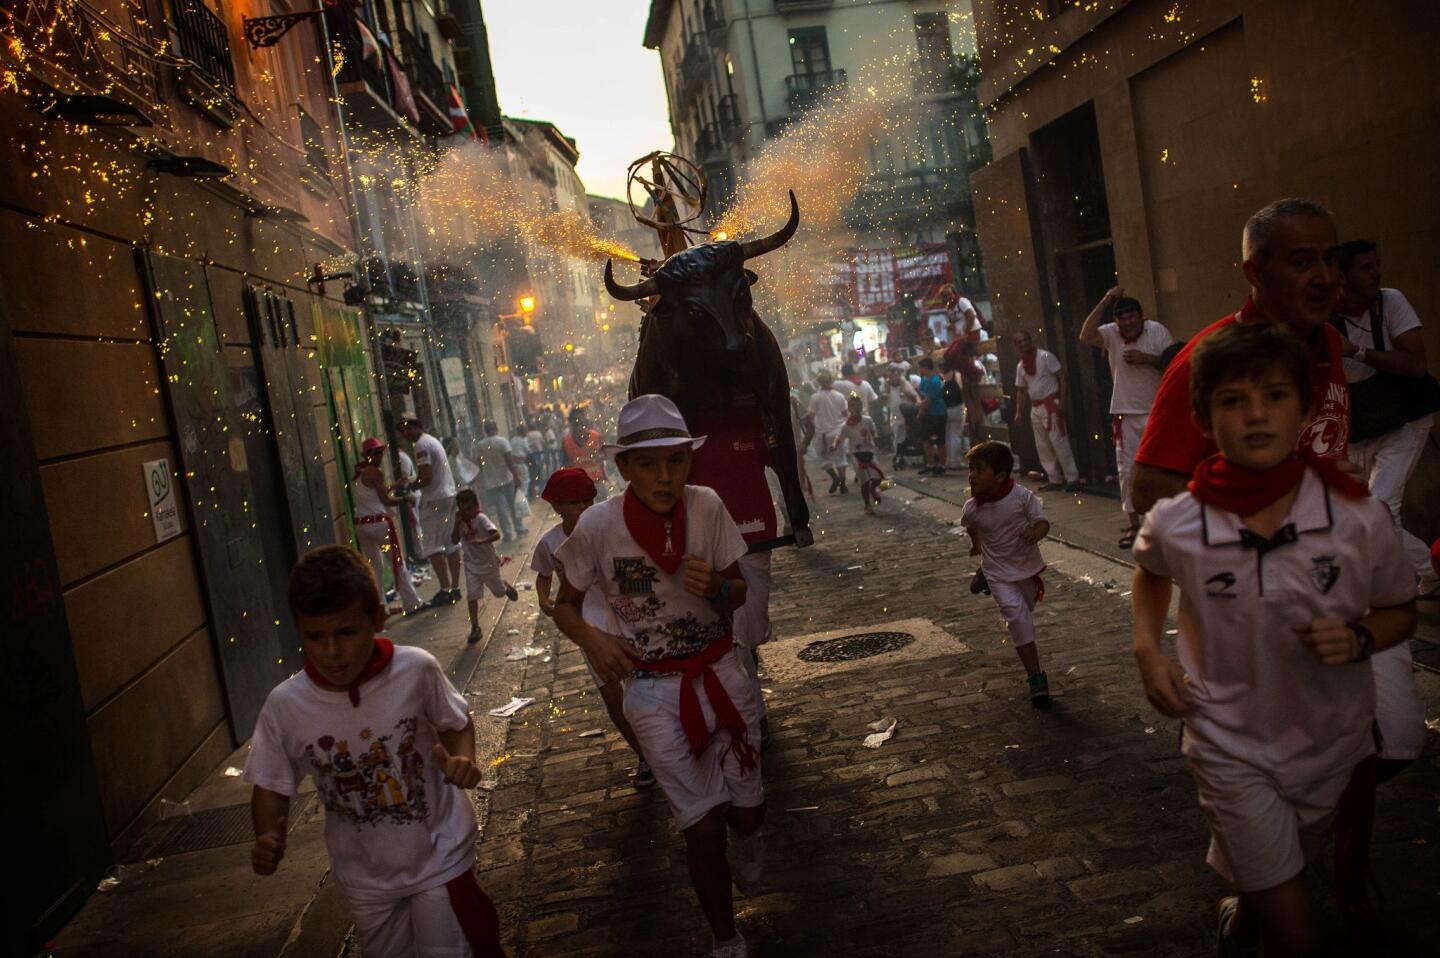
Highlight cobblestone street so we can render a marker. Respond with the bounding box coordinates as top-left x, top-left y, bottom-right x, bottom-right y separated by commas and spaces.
467, 471, 1440, 957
